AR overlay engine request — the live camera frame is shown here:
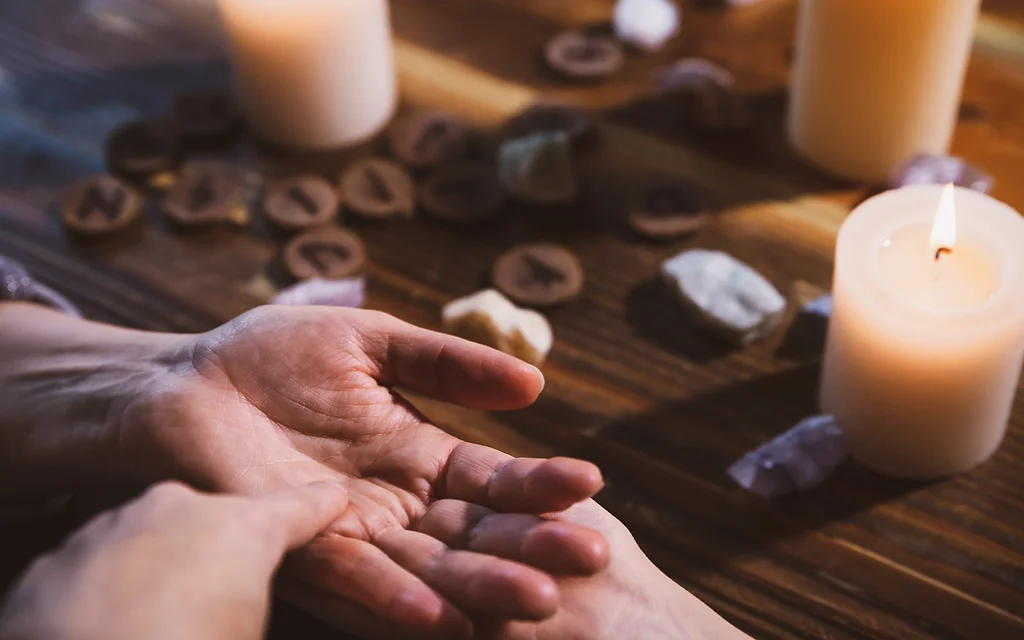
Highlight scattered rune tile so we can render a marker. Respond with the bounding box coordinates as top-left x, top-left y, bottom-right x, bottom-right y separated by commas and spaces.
661, 249, 786, 345
272, 277, 366, 308
545, 29, 624, 80
728, 415, 845, 499
499, 131, 577, 204
492, 243, 584, 307
657, 58, 752, 133
891, 154, 994, 194
283, 228, 367, 281
389, 111, 472, 170
263, 175, 339, 231
340, 158, 415, 220
163, 161, 247, 227
168, 91, 241, 145
502, 102, 593, 145
60, 174, 142, 236
442, 289, 554, 366
613, 0, 681, 52
628, 176, 708, 240
418, 164, 505, 223
105, 119, 181, 178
